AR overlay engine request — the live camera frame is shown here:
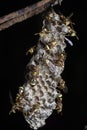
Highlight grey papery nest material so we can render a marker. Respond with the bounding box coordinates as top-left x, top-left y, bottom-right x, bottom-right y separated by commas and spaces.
11, 9, 76, 129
